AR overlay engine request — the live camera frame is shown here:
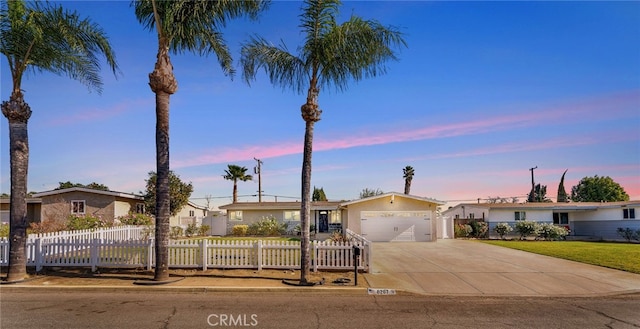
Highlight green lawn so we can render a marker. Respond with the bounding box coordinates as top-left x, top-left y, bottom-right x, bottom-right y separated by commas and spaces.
480, 240, 640, 274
